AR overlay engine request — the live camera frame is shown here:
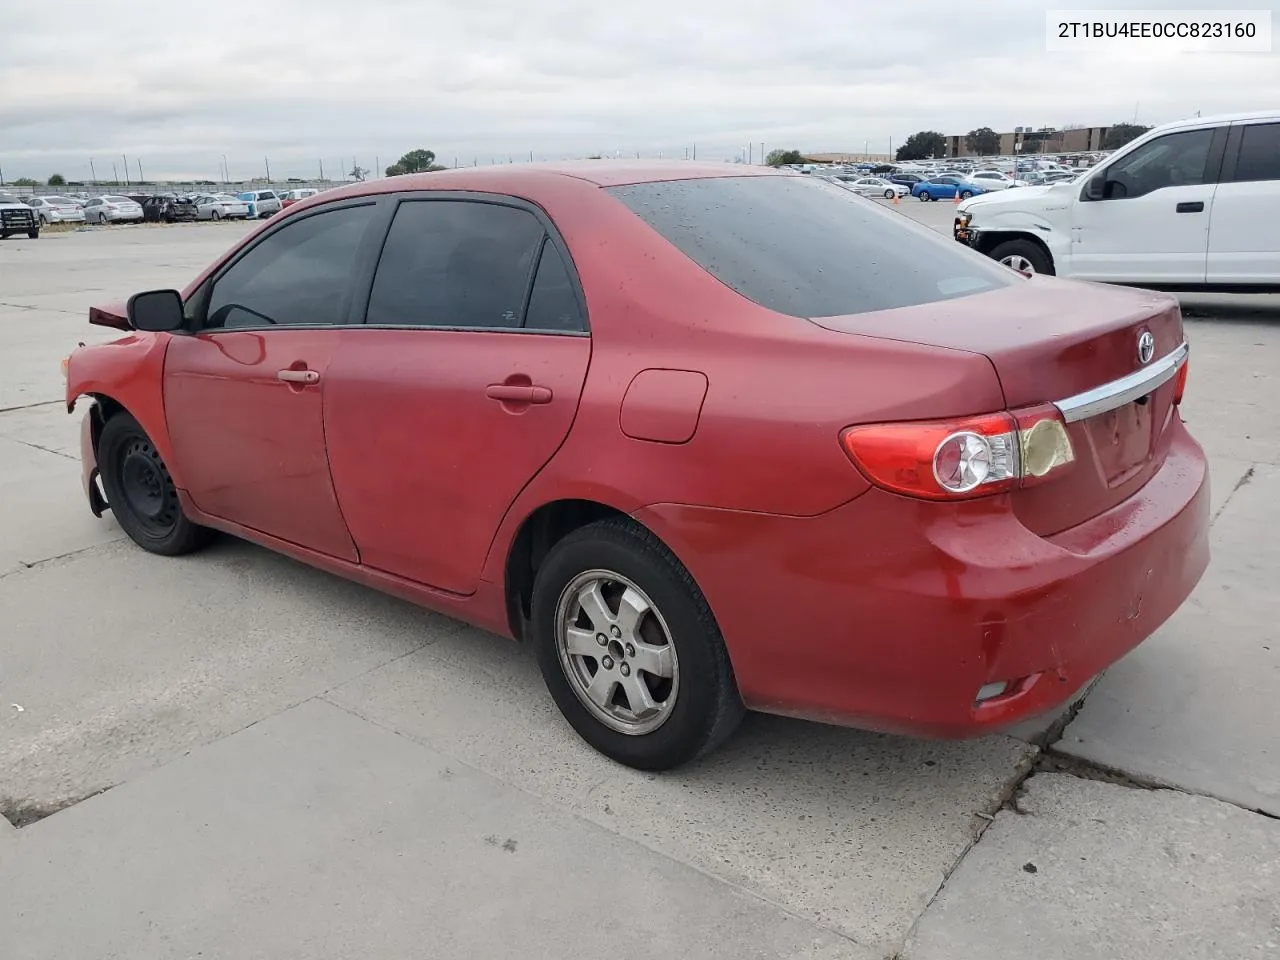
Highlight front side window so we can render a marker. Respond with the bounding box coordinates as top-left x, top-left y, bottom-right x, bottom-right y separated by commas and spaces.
608, 175, 1015, 319
1101, 129, 1214, 199
205, 204, 376, 329
366, 200, 547, 329
1231, 122, 1280, 183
